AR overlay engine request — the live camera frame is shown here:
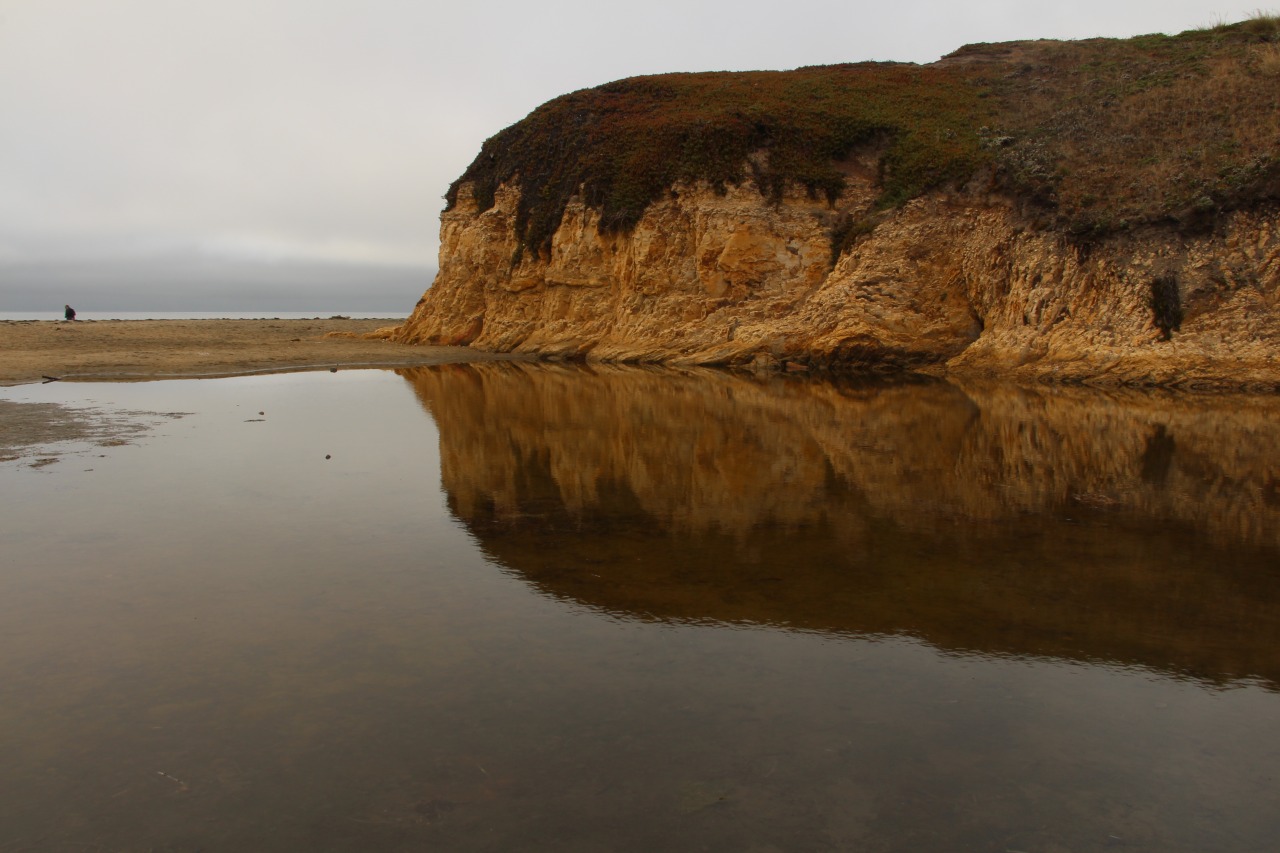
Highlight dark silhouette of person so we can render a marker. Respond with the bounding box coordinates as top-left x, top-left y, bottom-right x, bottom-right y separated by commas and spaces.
64, 304, 76, 321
